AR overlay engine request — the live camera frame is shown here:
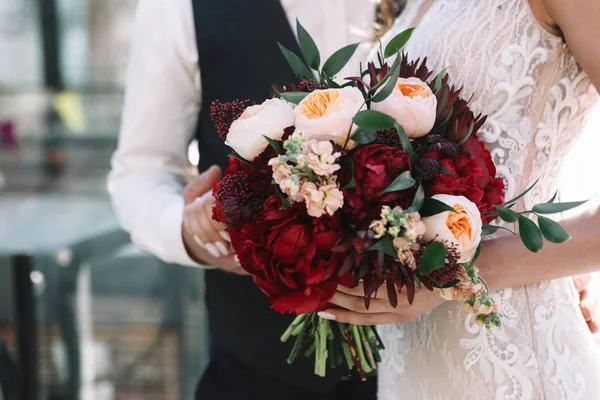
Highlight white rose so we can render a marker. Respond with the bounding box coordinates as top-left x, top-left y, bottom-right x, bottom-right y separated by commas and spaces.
371, 77, 437, 139
225, 98, 295, 160
295, 87, 363, 146
422, 194, 482, 263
